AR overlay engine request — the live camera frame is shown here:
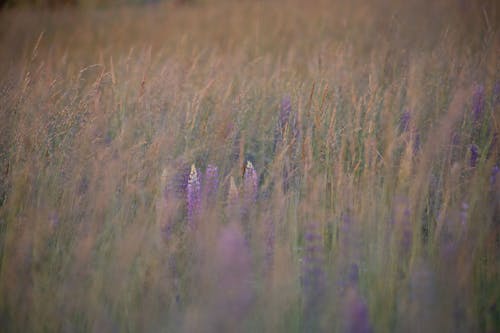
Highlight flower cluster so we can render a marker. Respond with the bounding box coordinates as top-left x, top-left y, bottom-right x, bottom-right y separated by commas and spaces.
187, 164, 201, 227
